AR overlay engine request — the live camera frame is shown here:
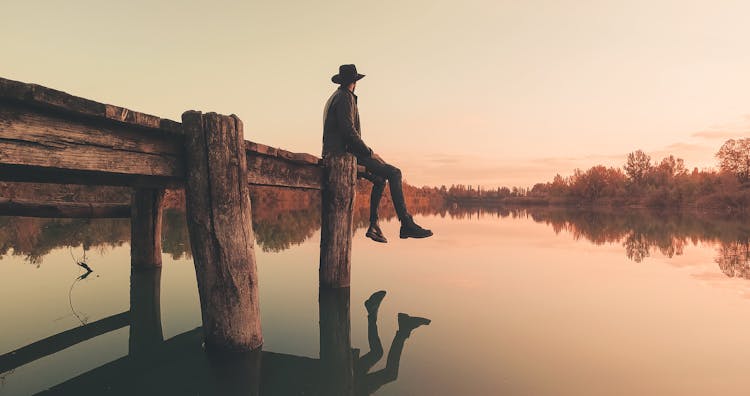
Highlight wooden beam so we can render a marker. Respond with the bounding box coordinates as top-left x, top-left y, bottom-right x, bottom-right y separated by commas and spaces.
0, 102, 184, 186
0, 198, 129, 218
246, 151, 322, 190
0, 77, 181, 133
0, 164, 183, 188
